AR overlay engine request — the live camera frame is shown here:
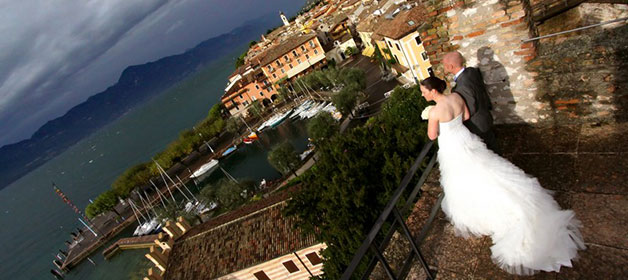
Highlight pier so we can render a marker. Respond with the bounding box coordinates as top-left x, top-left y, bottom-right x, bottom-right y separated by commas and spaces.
103, 234, 160, 259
